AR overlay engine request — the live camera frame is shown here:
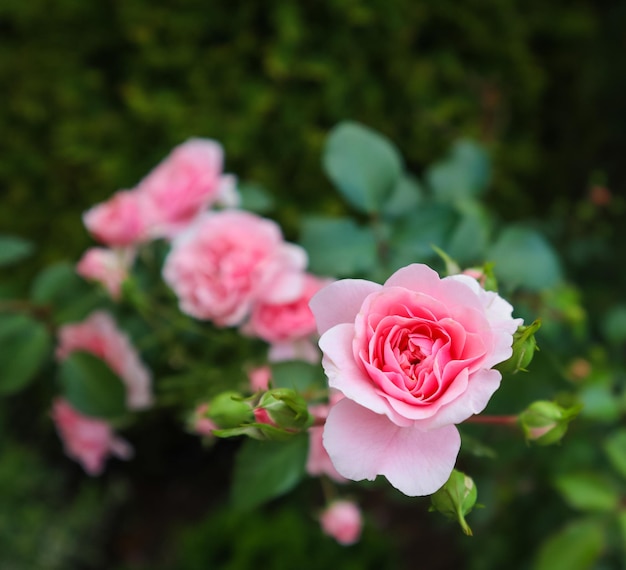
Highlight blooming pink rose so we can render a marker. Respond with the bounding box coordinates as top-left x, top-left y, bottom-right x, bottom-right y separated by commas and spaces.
320, 500, 362, 545
56, 311, 153, 410
51, 398, 133, 475
76, 247, 135, 300
309, 263, 522, 496
83, 190, 148, 247
162, 210, 307, 326
138, 138, 236, 238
